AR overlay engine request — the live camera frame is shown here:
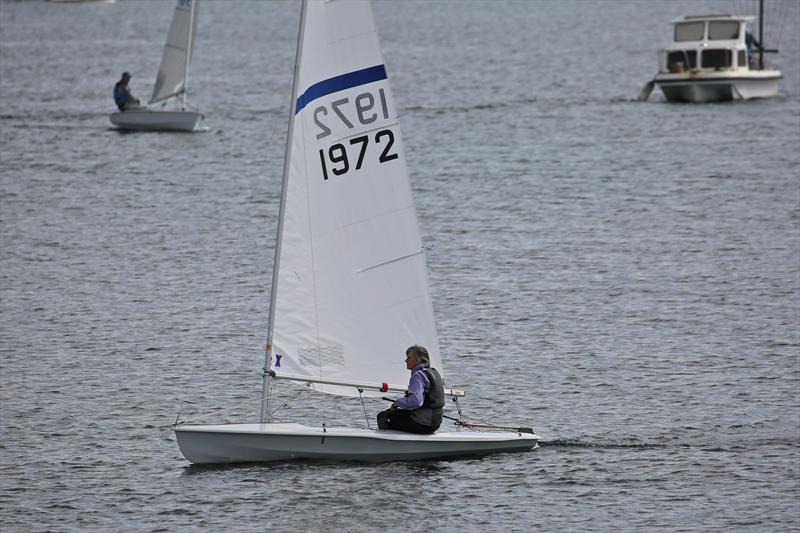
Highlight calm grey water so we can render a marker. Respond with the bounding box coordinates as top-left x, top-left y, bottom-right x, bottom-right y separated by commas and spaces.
1, 0, 799, 531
